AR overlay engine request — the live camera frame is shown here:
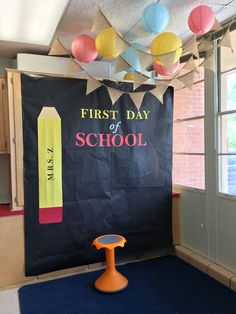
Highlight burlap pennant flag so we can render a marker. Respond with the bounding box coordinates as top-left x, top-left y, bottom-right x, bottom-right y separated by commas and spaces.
65, 58, 83, 75
91, 8, 112, 33
114, 56, 130, 73
49, 38, 68, 56
129, 92, 145, 110
177, 71, 195, 90
149, 81, 170, 103
133, 72, 149, 90
170, 78, 185, 90
107, 87, 123, 105
183, 35, 199, 58
158, 50, 177, 68
86, 78, 102, 95
203, 54, 215, 72
183, 56, 198, 73
116, 34, 130, 56
137, 51, 154, 71
212, 18, 223, 31
219, 29, 234, 52
198, 38, 213, 52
